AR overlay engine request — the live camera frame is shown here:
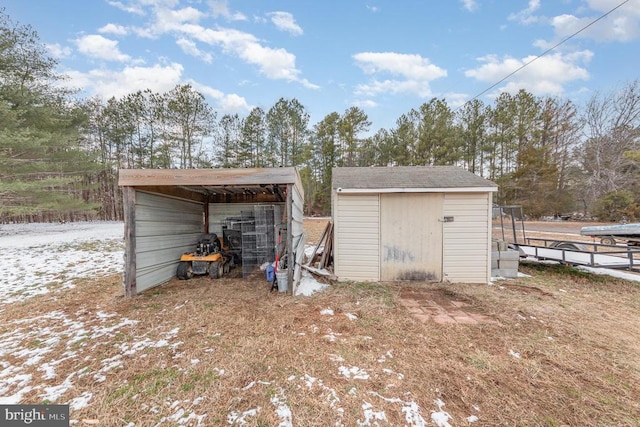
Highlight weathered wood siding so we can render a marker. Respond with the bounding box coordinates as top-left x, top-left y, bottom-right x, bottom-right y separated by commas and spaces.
442, 192, 491, 284
135, 191, 203, 292
334, 194, 380, 281
380, 193, 443, 281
